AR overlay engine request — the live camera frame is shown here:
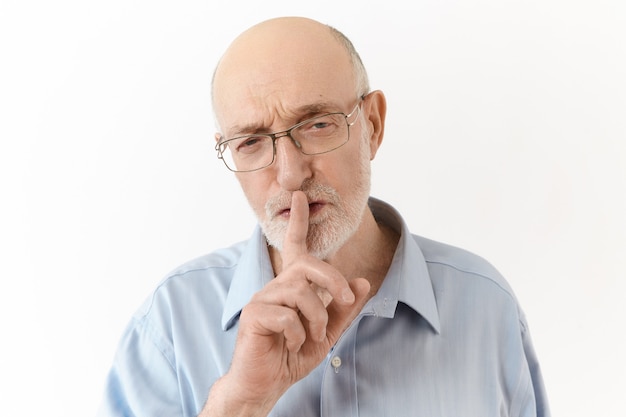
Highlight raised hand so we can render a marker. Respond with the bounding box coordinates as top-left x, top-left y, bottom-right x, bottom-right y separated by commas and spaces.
202, 191, 370, 417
